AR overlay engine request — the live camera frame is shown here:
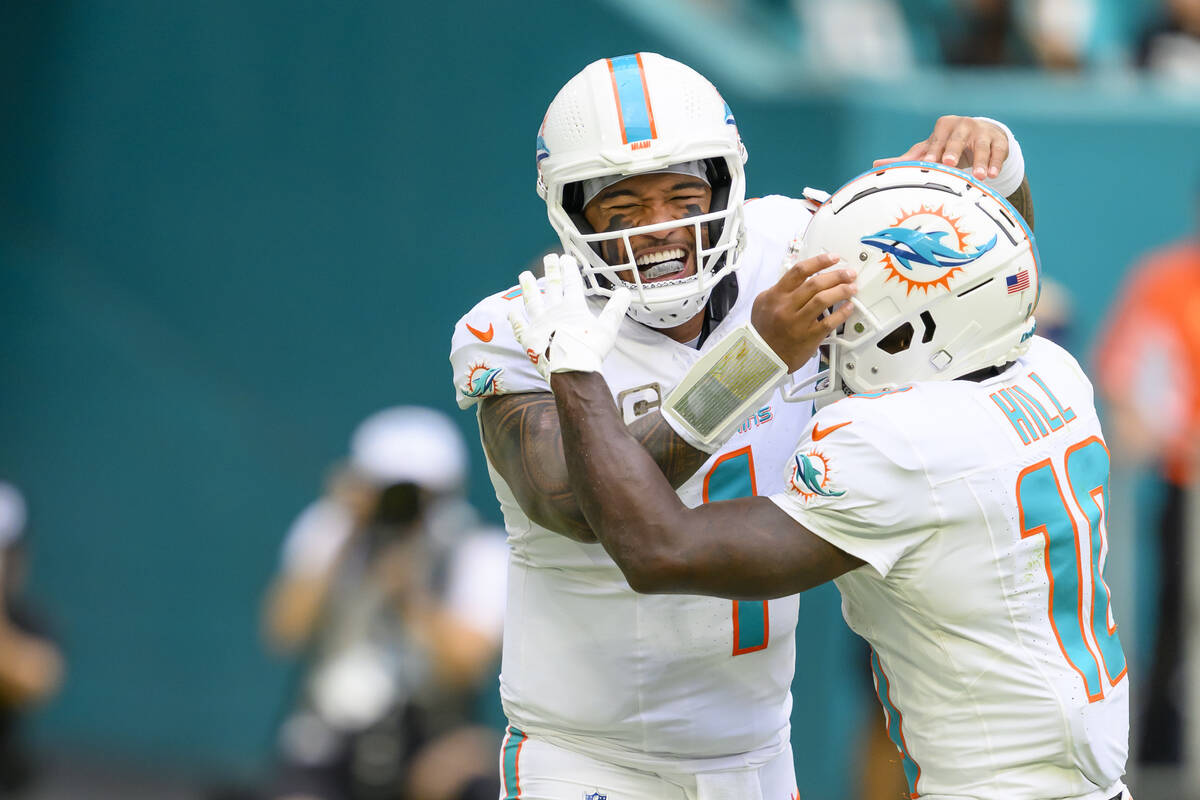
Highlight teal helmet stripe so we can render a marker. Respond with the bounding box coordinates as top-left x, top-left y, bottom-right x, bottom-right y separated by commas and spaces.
607, 54, 657, 144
